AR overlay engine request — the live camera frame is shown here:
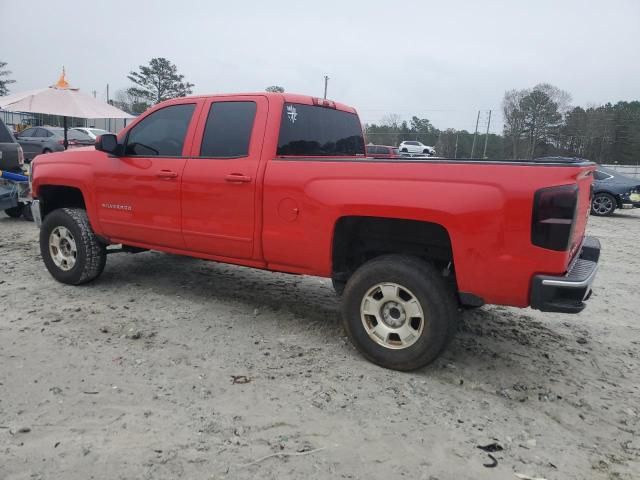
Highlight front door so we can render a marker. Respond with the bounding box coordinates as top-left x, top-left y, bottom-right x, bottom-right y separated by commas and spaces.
94, 102, 200, 249
181, 96, 268, 259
